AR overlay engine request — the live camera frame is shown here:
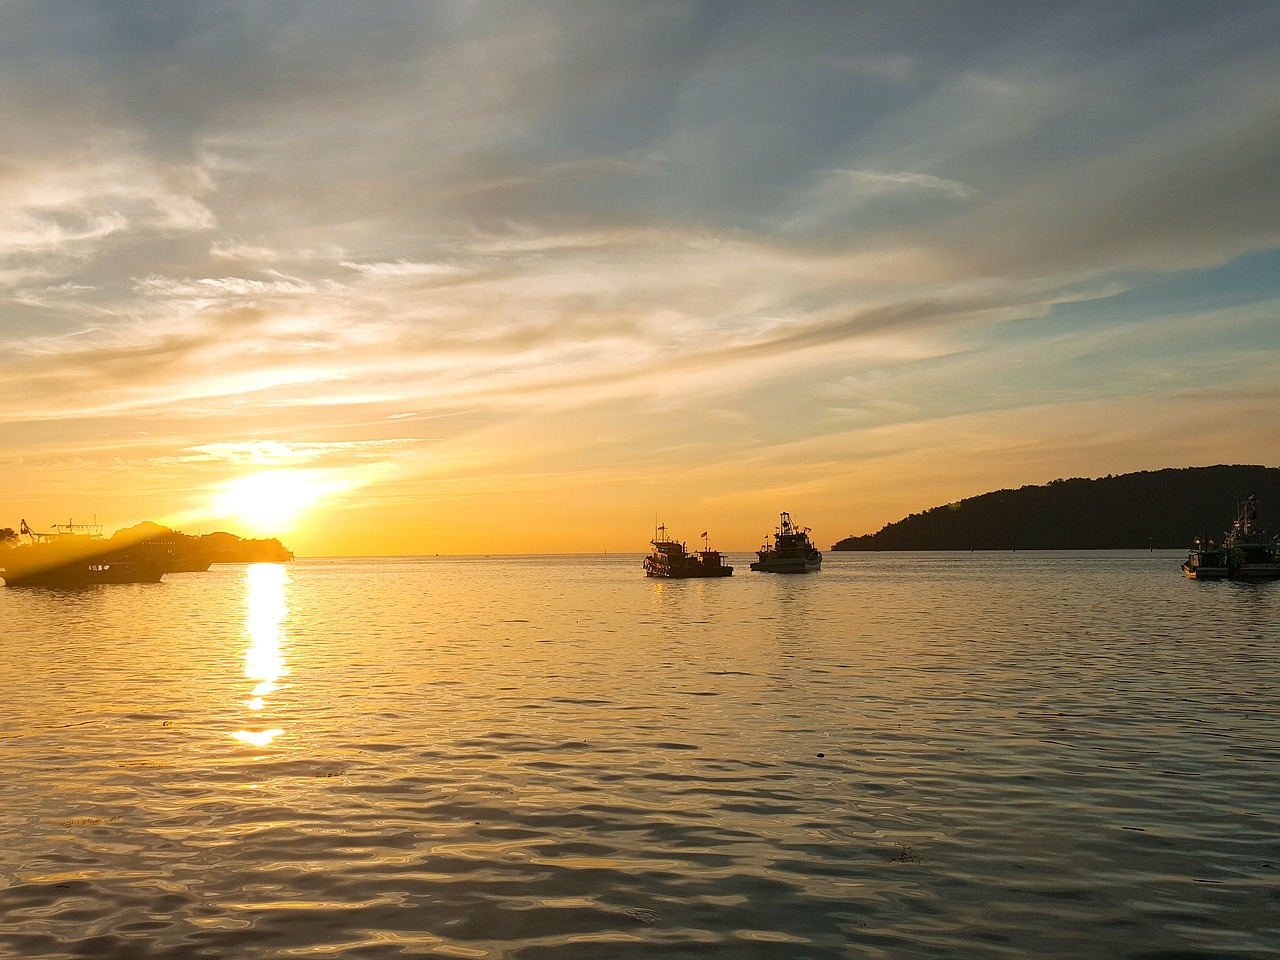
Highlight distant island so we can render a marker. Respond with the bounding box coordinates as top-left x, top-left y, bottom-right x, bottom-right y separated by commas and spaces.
832, 465, 1280, 551
0, 520, 294, 566
113, 522, 295, 565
